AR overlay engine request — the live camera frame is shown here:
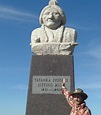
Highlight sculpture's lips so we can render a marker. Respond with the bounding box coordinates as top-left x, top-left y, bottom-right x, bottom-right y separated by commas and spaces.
47, 19, 54, 22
